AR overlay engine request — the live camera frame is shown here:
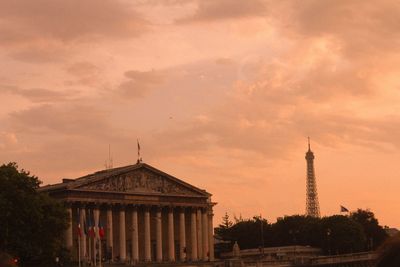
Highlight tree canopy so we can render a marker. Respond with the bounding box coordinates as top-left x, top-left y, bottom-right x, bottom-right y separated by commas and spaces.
350, 209, 388, 250
215, 210, 388, 255
0, 162, 69, 266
